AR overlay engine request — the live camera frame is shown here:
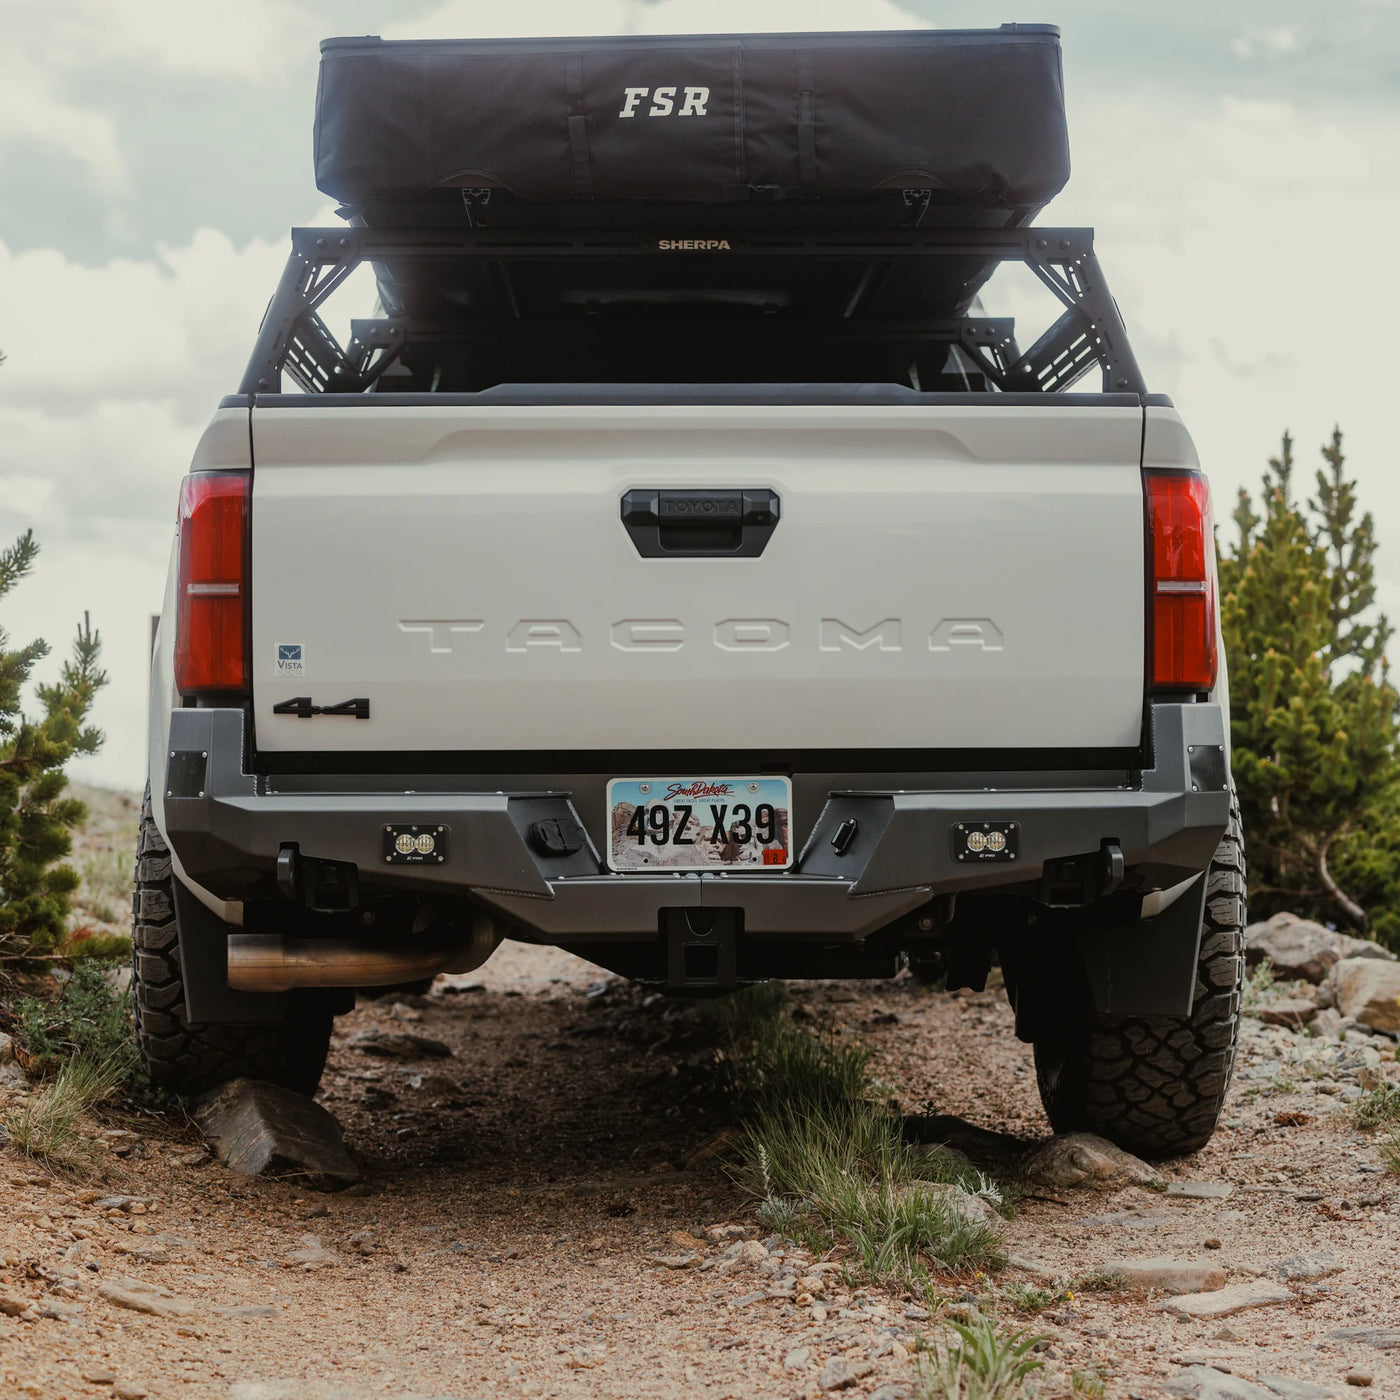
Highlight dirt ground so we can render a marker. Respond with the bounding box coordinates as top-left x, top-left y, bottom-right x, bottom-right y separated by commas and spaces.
1, 800, 1398, 1399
